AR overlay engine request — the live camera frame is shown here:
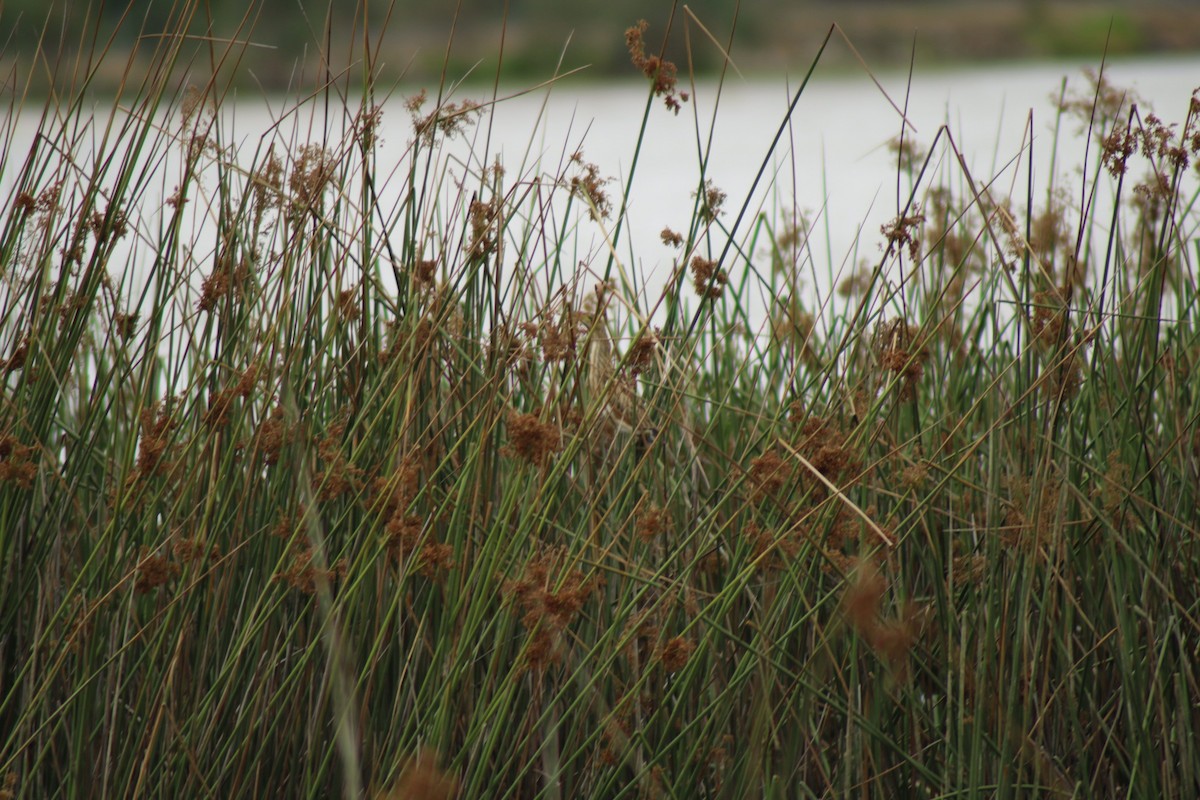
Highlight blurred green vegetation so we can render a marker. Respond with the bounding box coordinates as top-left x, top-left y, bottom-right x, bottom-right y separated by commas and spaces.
2, 0, 1199, 91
